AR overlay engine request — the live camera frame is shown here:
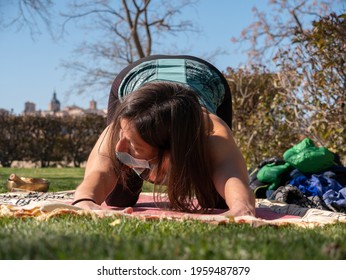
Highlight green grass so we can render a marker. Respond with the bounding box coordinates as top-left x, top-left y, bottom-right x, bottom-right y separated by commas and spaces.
0, 167, 153, 193
0, 167, 85, 193
1, 167, 346, 260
